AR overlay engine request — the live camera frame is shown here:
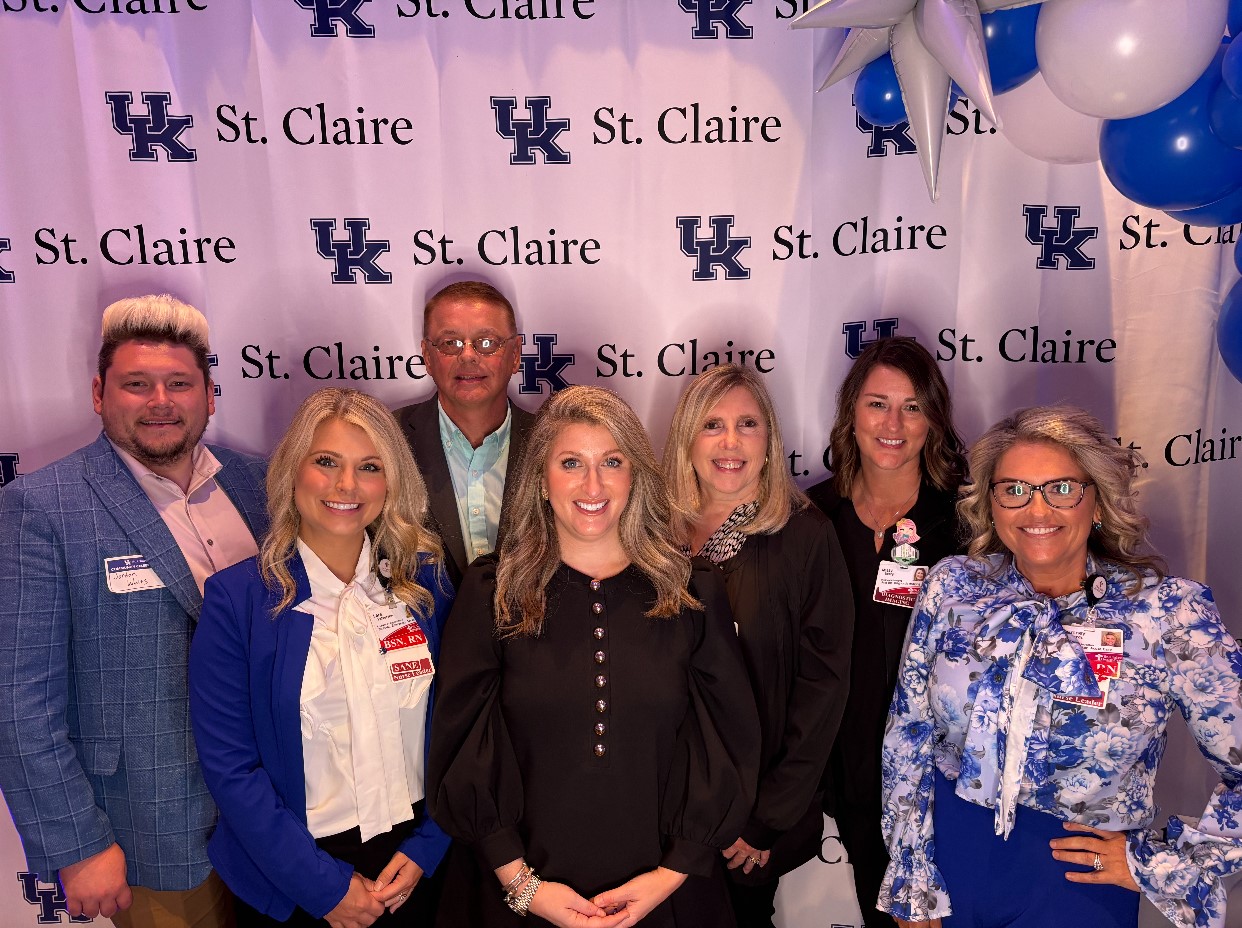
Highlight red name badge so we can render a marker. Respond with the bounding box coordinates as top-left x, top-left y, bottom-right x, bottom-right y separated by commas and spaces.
380, 622, 427, 653
1086, 650, 1122, 680
390, 657, 434, 681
